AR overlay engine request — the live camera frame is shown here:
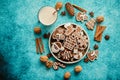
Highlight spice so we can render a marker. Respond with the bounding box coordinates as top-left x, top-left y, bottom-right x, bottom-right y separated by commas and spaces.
47, 53, 52, 58
64, 72, 71, 79
84, 58, 89, 63
65, 2, 74, 16
74, 65, 82, 73
61, 11, 66, 16
35, 38, 39, 53
34, 27, 41, 34
89, 12, 94, 17
72, 4, 87, 13
94, 44, 99, 50
43, 32, 50, 38
105, 35, 110, 40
